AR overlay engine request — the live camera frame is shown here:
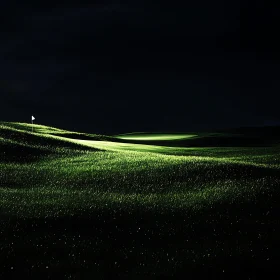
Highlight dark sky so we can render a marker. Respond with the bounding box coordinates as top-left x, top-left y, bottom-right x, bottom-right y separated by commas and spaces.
1, 0, 279, 134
